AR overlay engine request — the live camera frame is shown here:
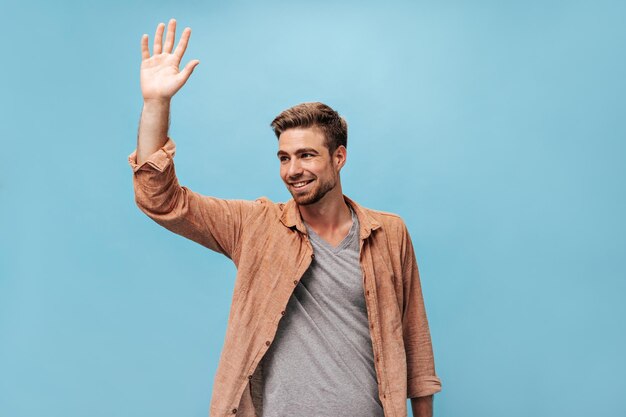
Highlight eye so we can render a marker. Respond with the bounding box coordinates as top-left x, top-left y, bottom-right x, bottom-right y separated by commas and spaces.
302, 153, 313, 158
279, 156, 289, 163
